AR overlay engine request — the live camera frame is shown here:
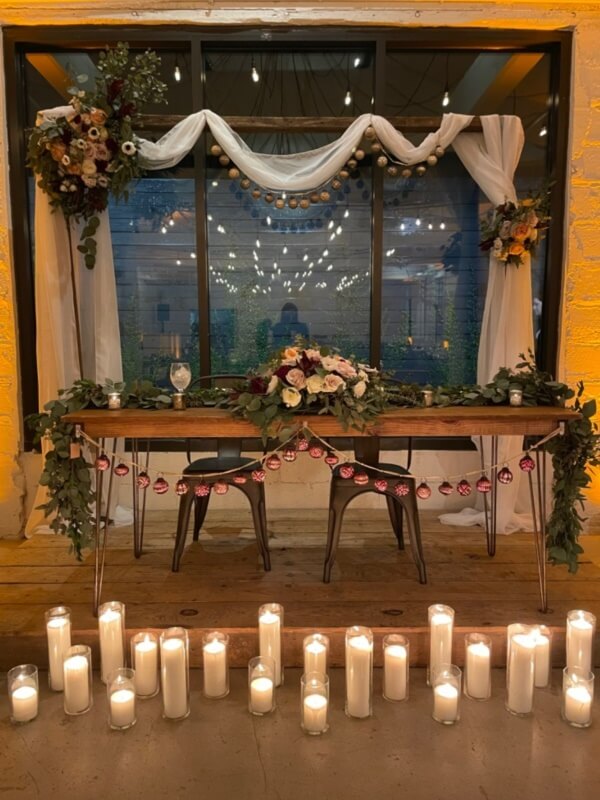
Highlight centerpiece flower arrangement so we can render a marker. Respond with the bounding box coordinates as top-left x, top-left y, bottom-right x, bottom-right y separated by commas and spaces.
229, 341, 388, 440
479, 191, 550, 267
27, 42, 166, 268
